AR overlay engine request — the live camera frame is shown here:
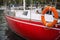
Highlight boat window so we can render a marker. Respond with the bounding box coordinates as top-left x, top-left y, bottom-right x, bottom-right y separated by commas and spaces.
23, 11, 28, 16
46, 11, 52, 15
